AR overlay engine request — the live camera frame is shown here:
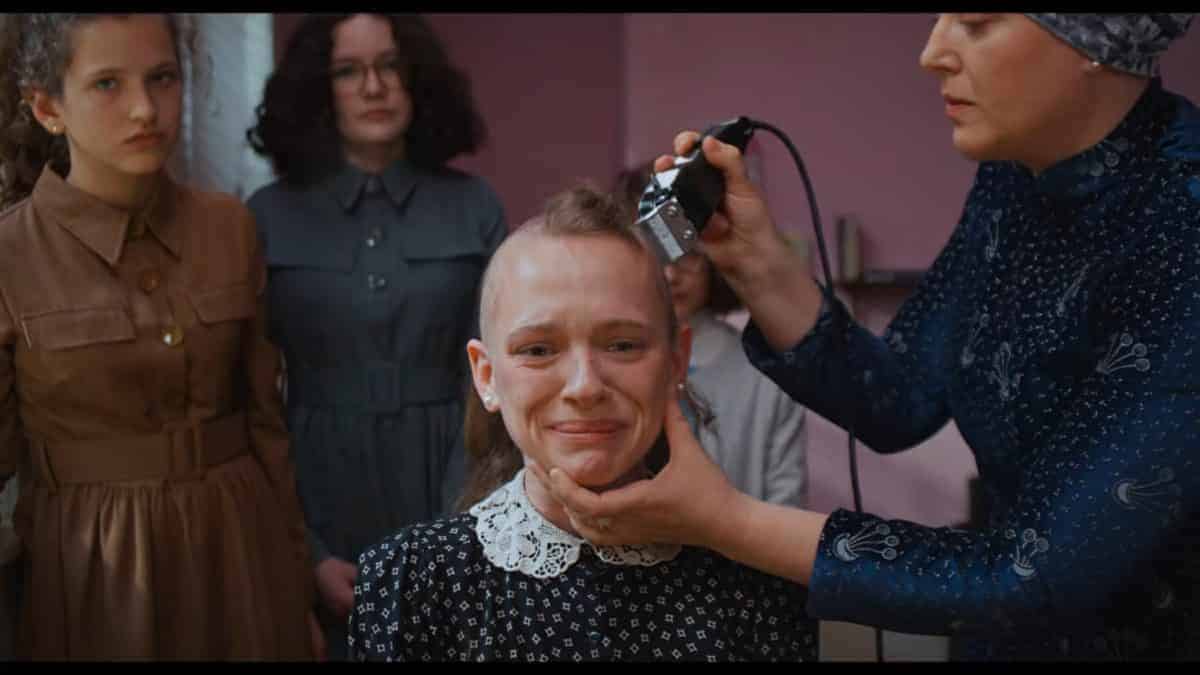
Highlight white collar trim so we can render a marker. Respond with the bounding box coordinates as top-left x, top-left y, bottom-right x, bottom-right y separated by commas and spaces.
469, 468, 681, 579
